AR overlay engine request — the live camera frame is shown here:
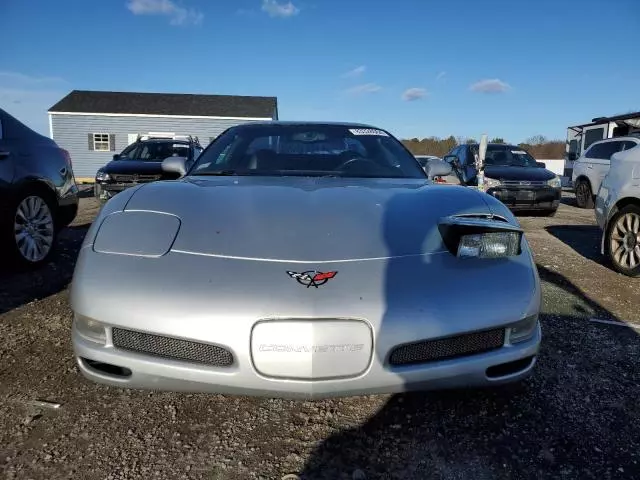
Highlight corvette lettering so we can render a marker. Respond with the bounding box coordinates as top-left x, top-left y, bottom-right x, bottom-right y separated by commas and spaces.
286, 270, 338, 288
259, 344, 364, 353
